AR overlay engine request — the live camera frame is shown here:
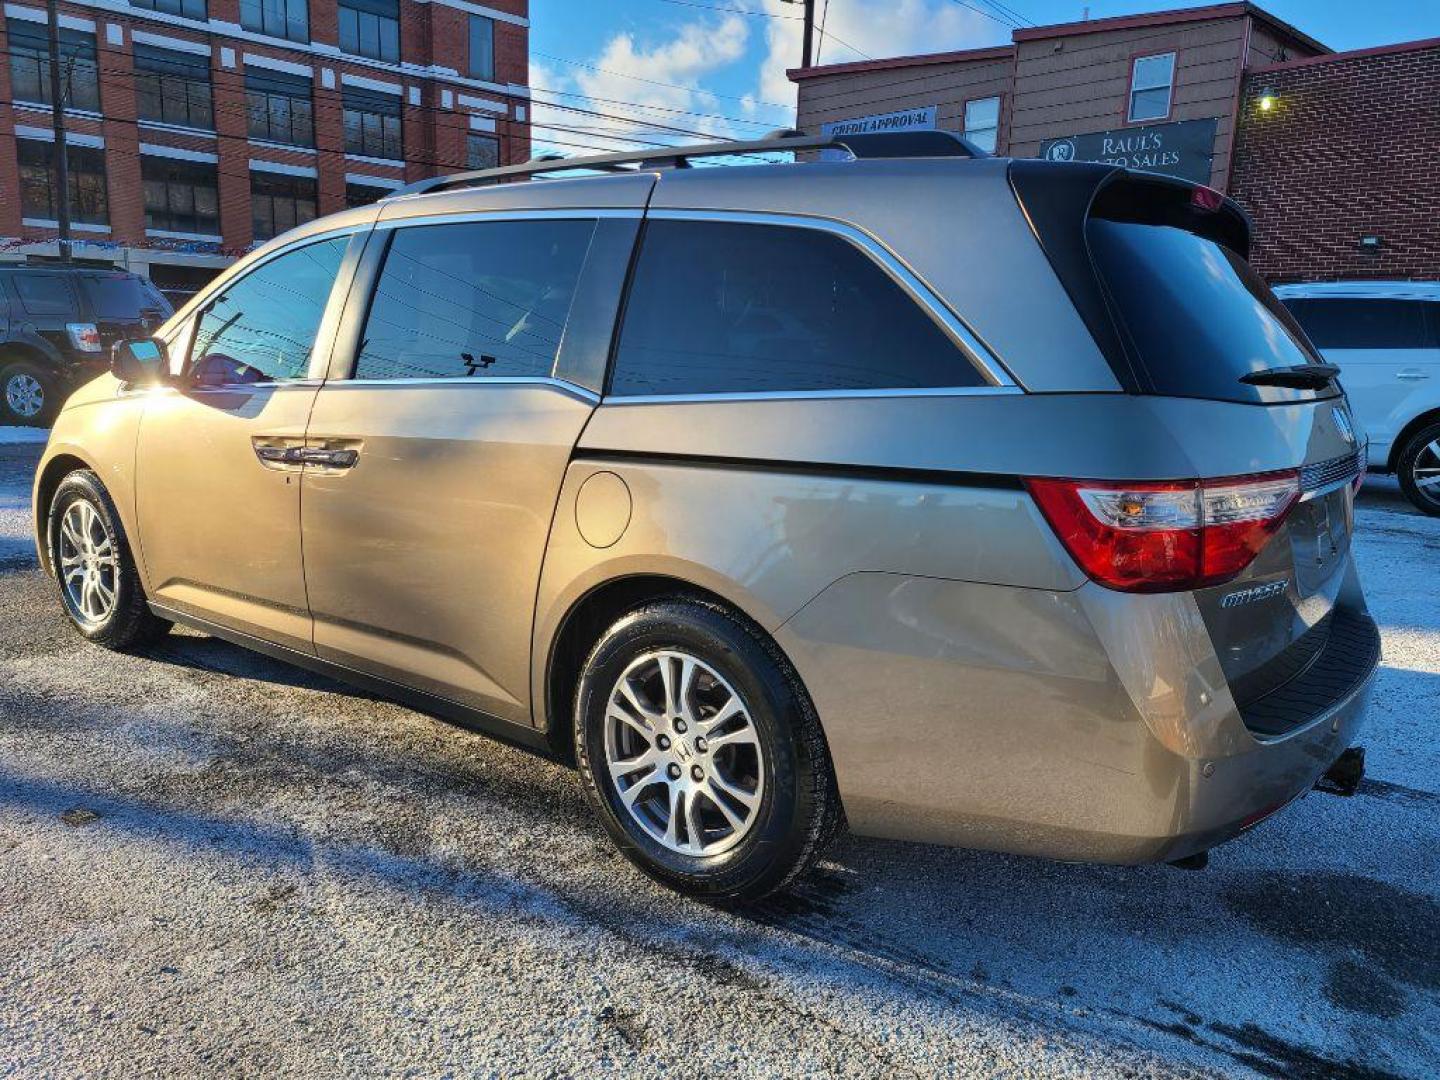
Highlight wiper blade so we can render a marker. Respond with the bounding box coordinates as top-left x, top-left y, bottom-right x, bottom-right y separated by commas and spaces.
1240, 363, 1340, 389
